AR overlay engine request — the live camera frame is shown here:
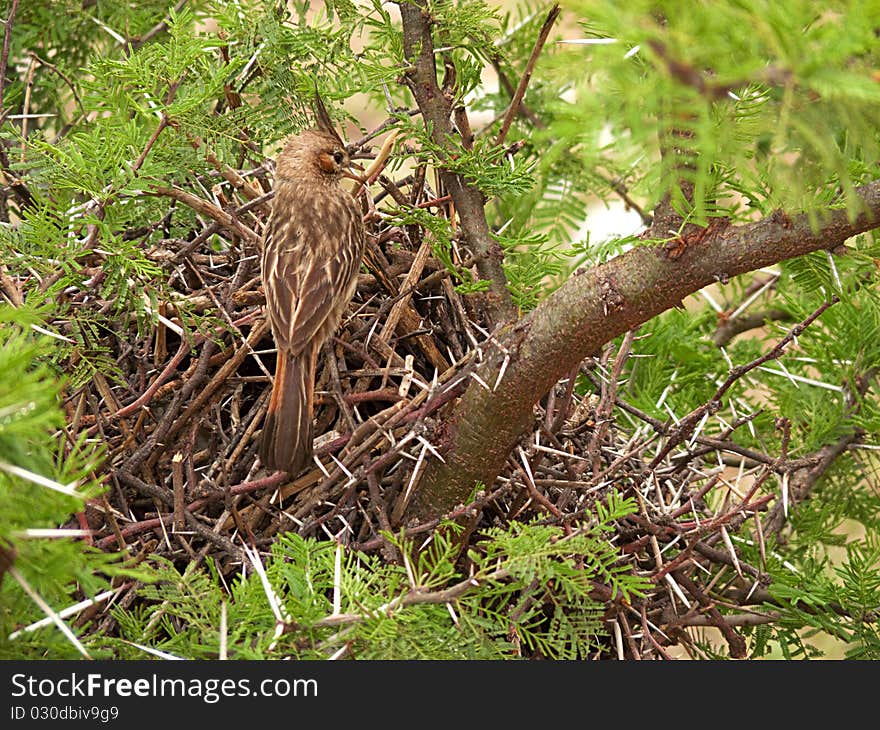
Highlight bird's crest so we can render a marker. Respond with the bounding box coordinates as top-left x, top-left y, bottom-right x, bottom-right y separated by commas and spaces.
313, 90, 345, 147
